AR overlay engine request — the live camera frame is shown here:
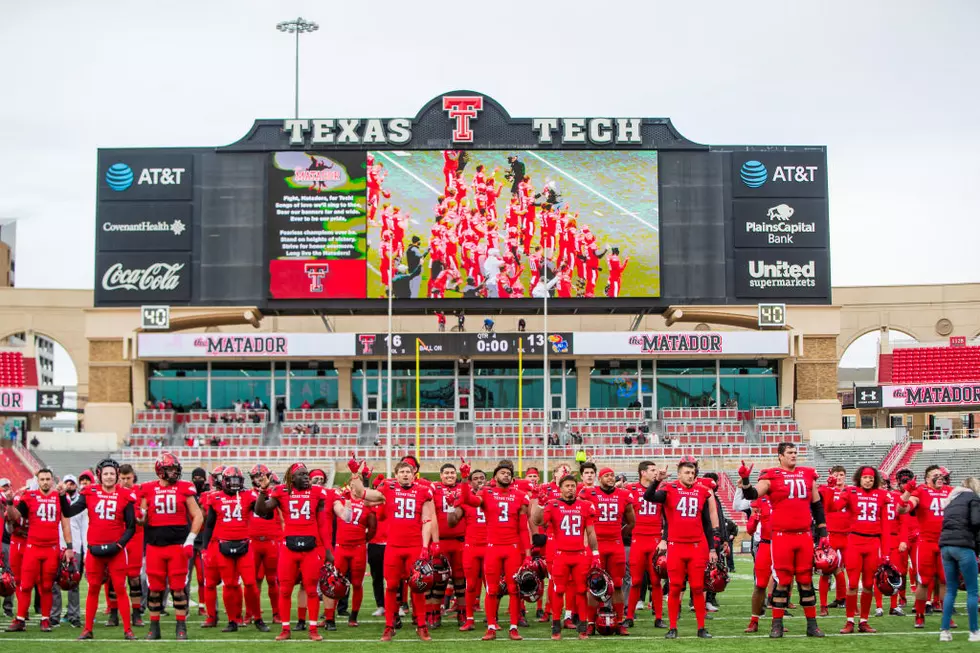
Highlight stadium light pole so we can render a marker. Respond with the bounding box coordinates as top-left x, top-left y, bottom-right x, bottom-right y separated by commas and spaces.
386, 272, 393, 478
276, 17, 319, 119
542, 247, 550, 484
